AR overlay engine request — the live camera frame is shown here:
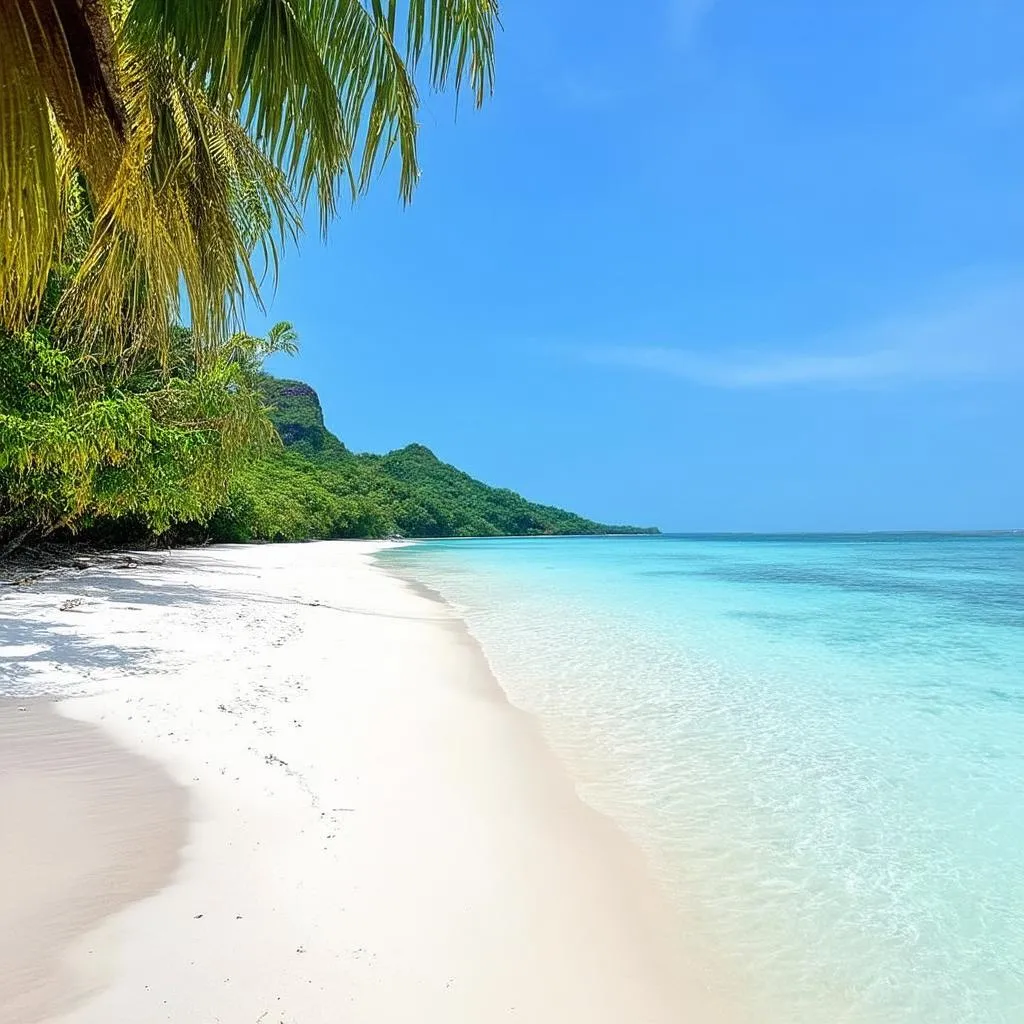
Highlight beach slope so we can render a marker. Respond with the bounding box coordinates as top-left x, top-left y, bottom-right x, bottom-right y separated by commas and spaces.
0, 542, 731, 1023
